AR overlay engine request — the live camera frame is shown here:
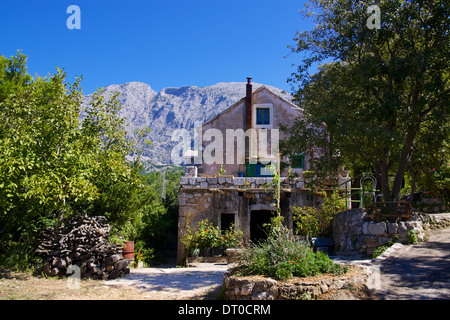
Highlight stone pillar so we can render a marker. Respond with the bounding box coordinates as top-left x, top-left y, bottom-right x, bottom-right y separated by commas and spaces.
185, 166, 198, 177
